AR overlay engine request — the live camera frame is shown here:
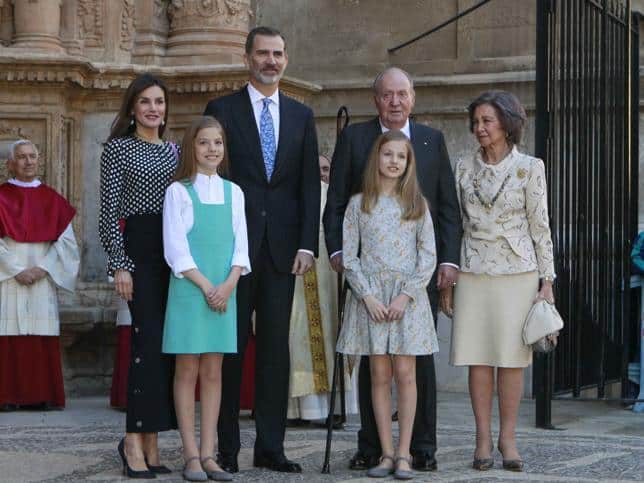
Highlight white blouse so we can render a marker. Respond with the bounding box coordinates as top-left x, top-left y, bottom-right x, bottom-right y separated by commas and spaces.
162, 173, 251, 278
